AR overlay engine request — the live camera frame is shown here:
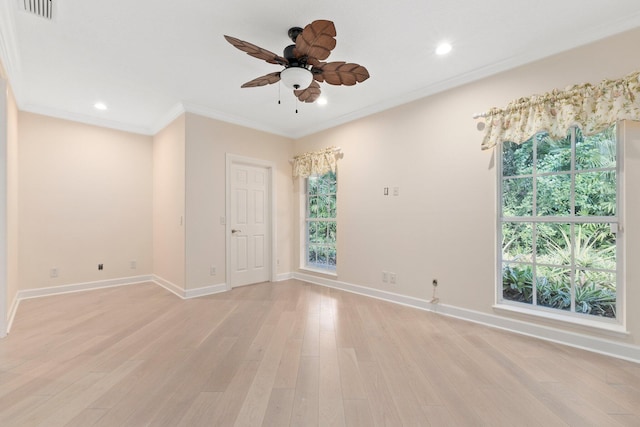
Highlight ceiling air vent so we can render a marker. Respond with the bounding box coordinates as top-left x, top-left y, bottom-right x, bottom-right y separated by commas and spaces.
18, 0, 54, 20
